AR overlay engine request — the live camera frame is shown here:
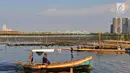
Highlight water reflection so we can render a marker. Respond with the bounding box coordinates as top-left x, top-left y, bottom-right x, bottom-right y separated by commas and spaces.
0, 62, 24, 73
